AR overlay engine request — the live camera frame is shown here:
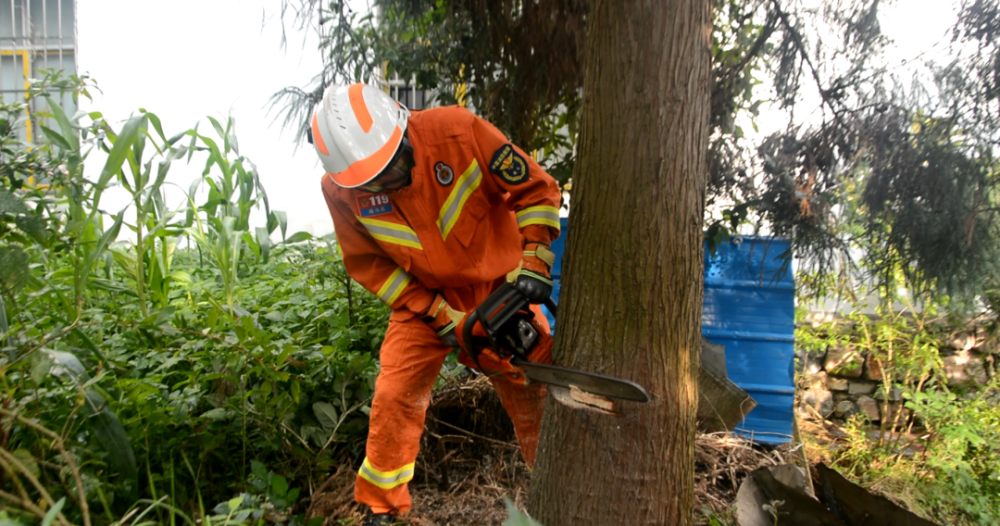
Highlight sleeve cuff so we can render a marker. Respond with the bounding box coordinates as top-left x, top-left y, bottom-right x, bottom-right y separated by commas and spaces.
522, 224, 556, 245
